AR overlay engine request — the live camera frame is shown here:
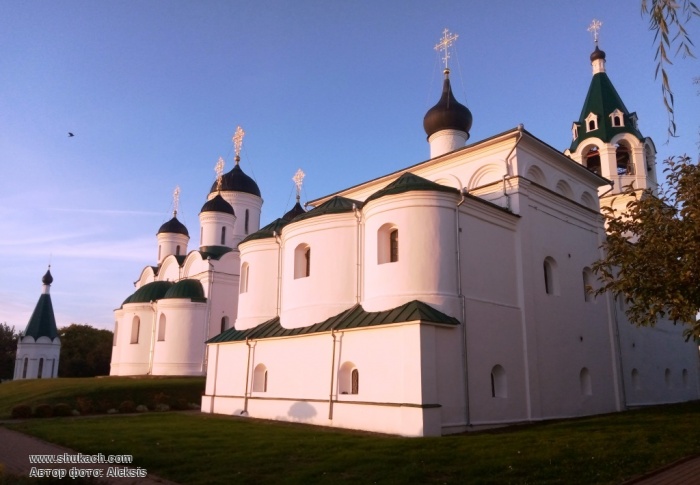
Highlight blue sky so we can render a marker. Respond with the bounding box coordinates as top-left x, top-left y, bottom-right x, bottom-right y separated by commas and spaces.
1, 1, 698, 332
